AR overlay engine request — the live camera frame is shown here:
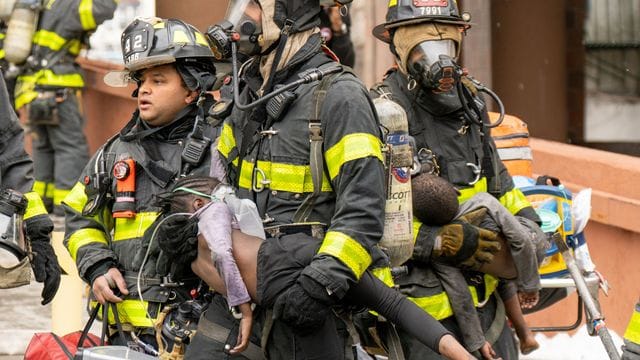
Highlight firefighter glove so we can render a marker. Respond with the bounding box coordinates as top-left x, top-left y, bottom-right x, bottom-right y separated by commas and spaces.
273, 274, 334, 334
155, 214, 199, 266
431, 208, 501, 269
25, 215, 61, 305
